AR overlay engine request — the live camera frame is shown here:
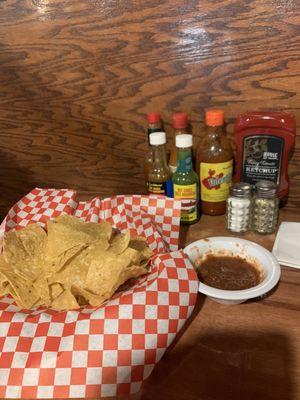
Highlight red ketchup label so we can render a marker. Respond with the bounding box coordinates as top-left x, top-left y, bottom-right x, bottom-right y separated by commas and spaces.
234, 111, 296, 202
